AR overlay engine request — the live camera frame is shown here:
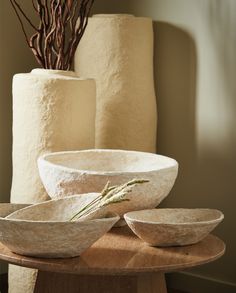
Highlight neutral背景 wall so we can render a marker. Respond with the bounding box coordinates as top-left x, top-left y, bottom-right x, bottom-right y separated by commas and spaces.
94, 0, 236, 290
